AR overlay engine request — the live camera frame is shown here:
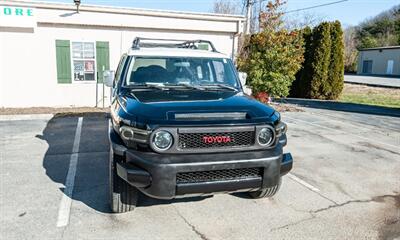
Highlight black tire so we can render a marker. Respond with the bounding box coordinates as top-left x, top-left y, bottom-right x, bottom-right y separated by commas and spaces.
109, 149, 139, 213
249, 178, 282, 199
